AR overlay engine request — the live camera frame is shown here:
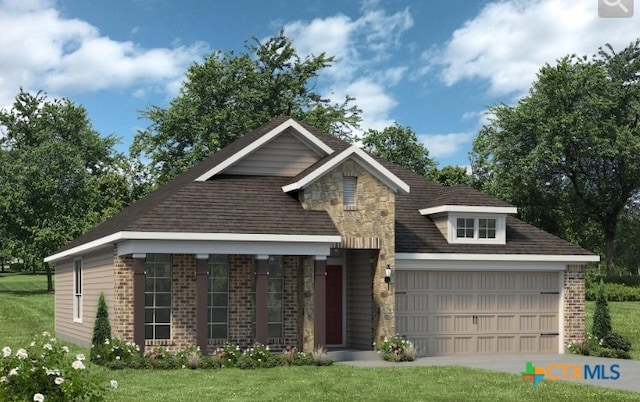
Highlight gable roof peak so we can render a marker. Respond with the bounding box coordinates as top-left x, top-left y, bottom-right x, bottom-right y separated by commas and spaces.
194, 117, 334, 182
